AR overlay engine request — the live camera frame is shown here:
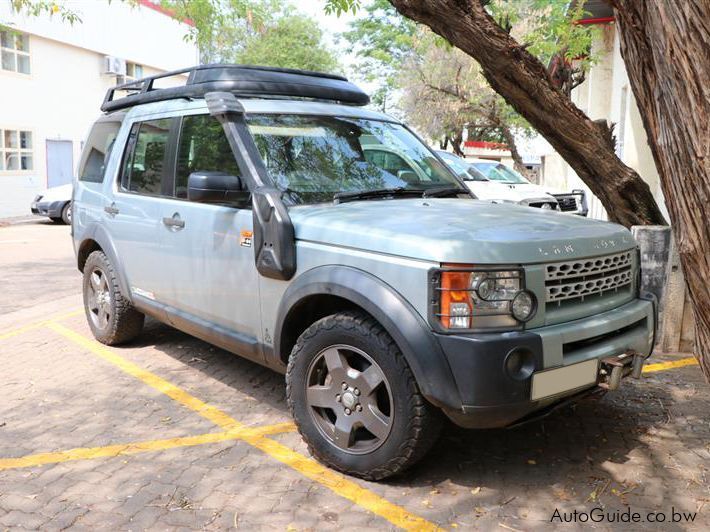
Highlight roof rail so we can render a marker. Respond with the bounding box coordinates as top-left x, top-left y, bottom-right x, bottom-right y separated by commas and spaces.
101, 64, 370, 112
